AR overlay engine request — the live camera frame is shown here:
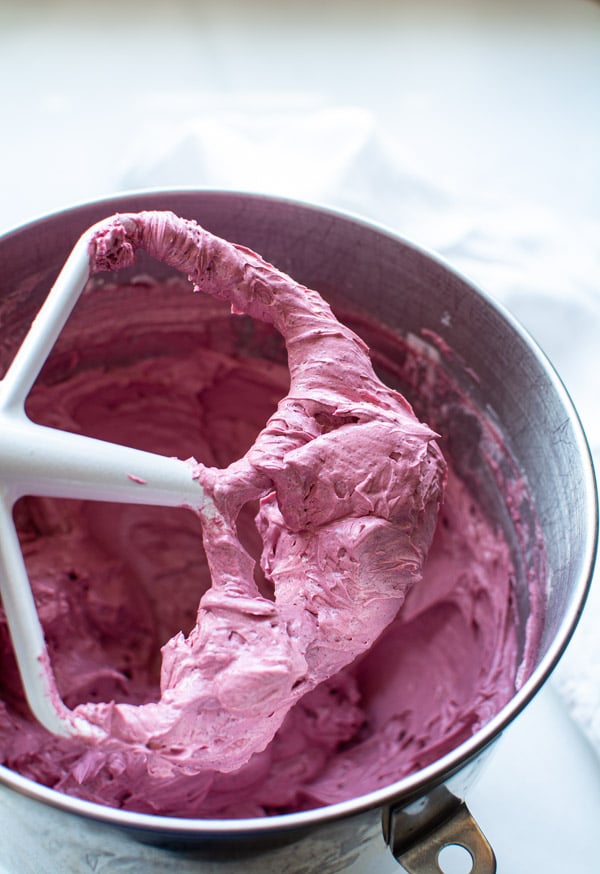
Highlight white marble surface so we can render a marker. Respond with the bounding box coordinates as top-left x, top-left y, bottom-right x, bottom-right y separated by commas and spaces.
0, 1, 598, 871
